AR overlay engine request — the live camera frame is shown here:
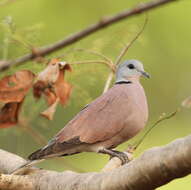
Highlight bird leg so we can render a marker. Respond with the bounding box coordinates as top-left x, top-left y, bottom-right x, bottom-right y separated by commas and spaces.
99, 148, 130, 165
